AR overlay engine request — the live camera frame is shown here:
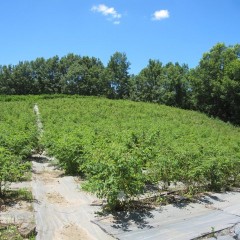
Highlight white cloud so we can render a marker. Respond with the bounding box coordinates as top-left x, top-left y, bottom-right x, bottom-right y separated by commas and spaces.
113, 21, 120, 25
91, 4, 122, 23
152, 10, 169, 21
